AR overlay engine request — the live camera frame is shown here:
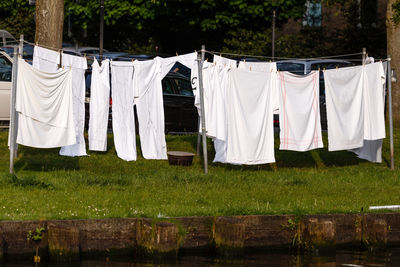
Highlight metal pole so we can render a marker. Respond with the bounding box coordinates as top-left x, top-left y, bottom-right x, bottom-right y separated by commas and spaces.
99, 0, 104, 61
9, 46, 18, 174
198, 45, 208, 174
362, 47, 366, 65
9, 34, 23, 174
272, 10, 276, 61
14, 35, 23, 157
196, 118, 201, 156
387, 56, 394, 170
